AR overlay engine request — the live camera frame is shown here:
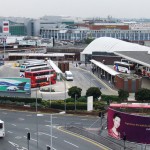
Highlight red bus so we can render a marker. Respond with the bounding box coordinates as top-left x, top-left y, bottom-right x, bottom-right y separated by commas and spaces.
25, 69, 56, 88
